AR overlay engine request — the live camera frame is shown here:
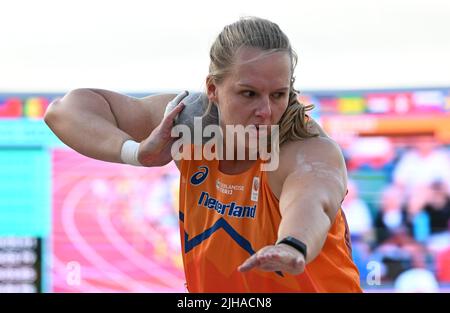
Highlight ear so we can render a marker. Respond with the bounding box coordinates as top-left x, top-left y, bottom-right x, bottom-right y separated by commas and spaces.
205, 76, 219, 103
